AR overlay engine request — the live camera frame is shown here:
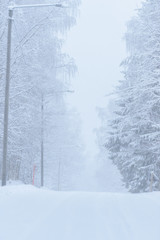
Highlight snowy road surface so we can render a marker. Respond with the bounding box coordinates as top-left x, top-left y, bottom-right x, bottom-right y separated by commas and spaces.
0, 185, 160, 240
